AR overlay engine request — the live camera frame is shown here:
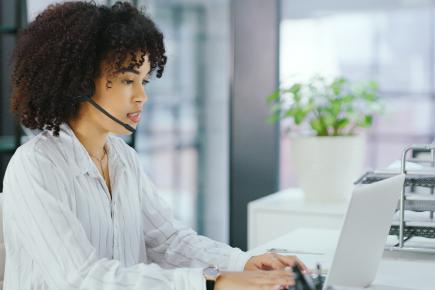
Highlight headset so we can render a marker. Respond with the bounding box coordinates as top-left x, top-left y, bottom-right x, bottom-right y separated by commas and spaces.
76, 81, 136, 133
